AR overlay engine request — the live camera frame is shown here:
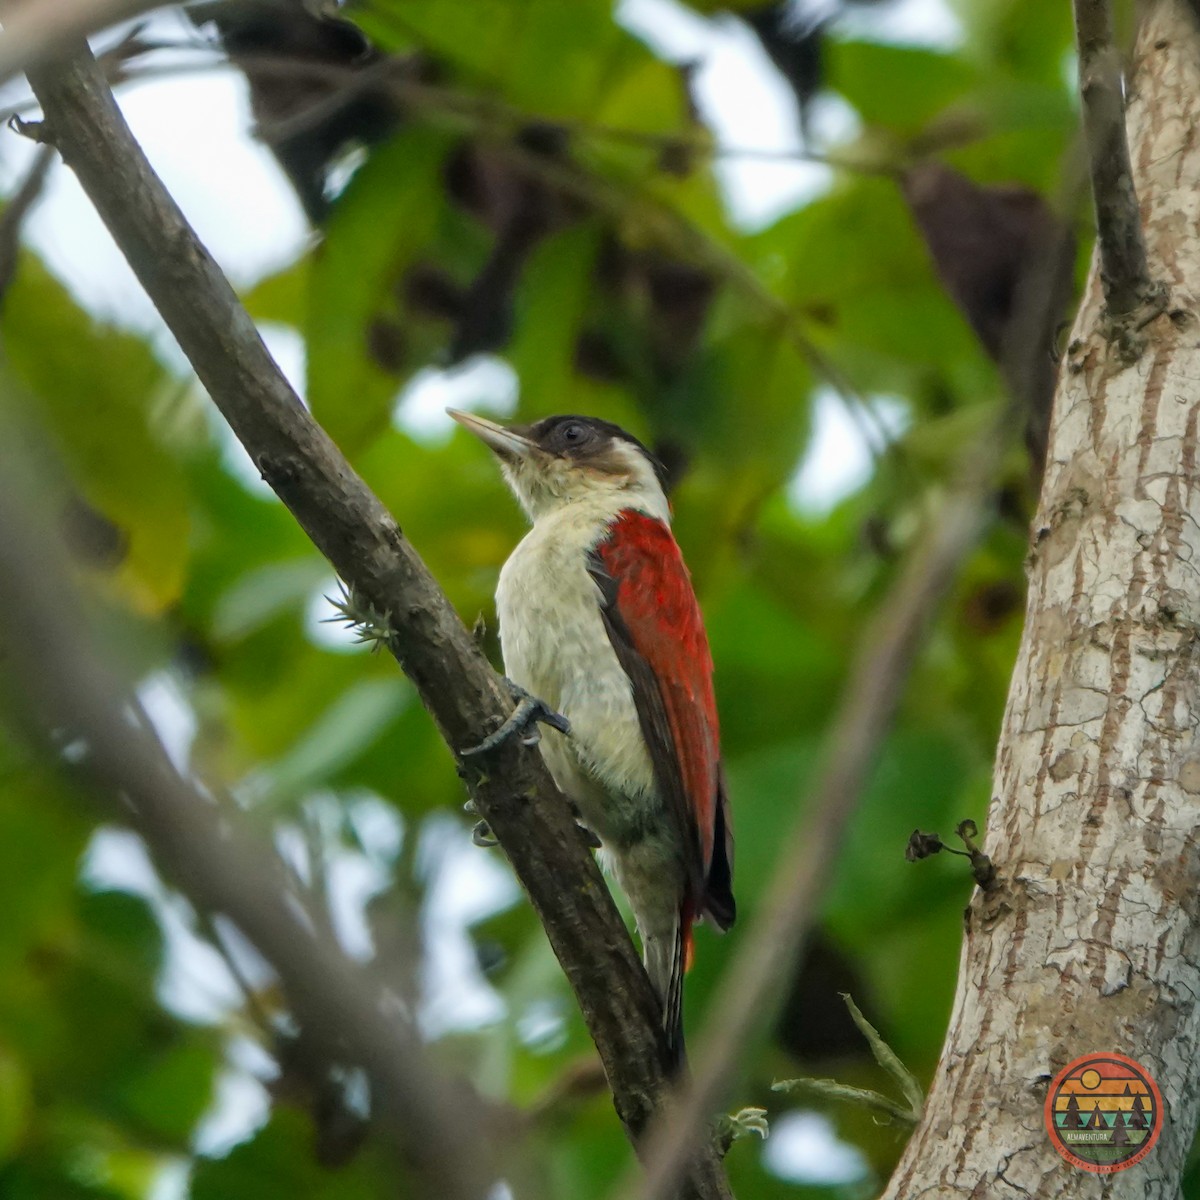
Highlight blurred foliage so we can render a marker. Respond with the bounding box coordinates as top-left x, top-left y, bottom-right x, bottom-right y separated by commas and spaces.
0, 0, 1129, 1196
